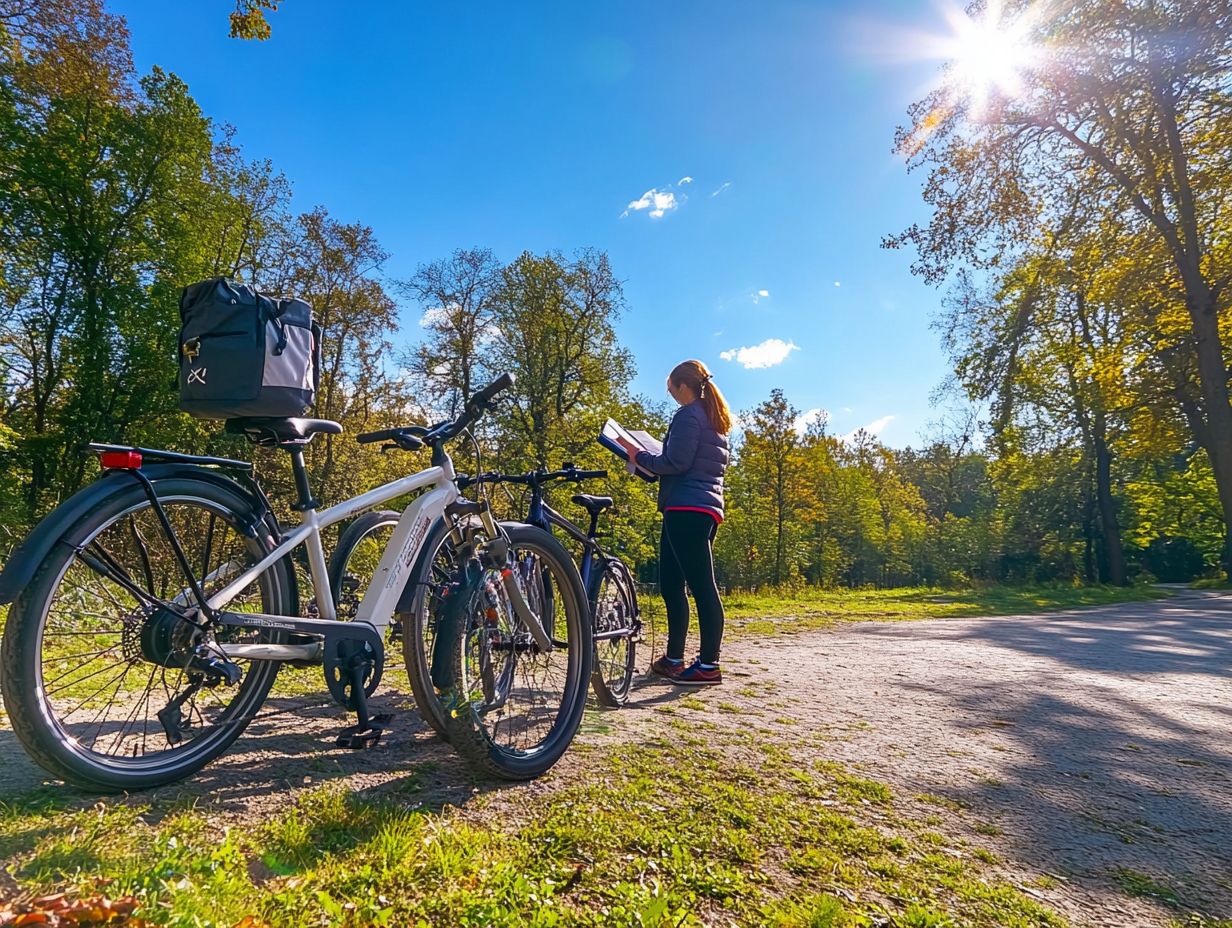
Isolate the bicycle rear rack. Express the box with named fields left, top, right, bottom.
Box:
left=84, top=442, right=253, bottom=472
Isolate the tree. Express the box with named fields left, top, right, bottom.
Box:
left=943, top=224, right=1136, bottom=583
left=738, top=390, right=804, bottom=586
left=890, top=0, right=1232, bottom=572
left=229, top=0, right=279, bottom=40
left=276, top=207, right=411, bottom=507
left=402, top=248, right=502, bottom=417
left=488, top=249, right=634, bottom=469
left=0, top=1, right=226, bottom=516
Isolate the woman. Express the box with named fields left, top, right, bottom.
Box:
left=617, top=360, right=731, bottom=686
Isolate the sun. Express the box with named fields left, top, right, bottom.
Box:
left=936, top=1, right=1041, bottom=112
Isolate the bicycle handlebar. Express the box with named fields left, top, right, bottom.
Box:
left=355, top=427, right=423, bottom=448
left=458, top=464, right=609, bottom=490
left=355, top=374, right=516, bottom=450
left=472, top=372, right=515, bottom=406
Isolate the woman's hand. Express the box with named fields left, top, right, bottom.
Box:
left=616, top=436, right=640, bottom=460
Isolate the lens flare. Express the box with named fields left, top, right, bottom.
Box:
left=938, top=0, right=1041, bottom=112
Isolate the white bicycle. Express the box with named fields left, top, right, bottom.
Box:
left=0, top=374, right=593, bottom=790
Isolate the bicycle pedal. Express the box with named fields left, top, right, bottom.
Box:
left=336, top=725, right=383, bottom=749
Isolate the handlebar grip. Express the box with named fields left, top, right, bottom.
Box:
left=470, top=372, right=515, bottom=406
left=357, top=427, right=423, bottom=450
left=357, top=428, right=405, bottom=444
left=575, top=469, right=608, bottom=480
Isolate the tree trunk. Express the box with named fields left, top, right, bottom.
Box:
left=1186, top=293, right=1232, bottom=577
left=1092, top=421, right=1126, bottom=585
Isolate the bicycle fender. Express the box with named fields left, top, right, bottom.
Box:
left=0, top=464, right=270, bottom=606
left=430, top=558, right=483, bottom=690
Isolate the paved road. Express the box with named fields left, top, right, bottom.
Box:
left=721, top=590, right=1232, bottom=926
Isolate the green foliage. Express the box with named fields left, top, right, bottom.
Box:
left=2, top=0, right=1228, bottom=593
left=889, top=0, right=1232, bottom=575
left=229, top=0, right=279, bottom=40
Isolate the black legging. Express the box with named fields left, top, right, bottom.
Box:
left=659, top=510, right=725, bottom=664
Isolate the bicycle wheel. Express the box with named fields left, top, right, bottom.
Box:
left=437, top=523, right=591, bottom=780
left=589, top=557, right=639, bottom=707
left=0, top=475, right=294, bottom=791
left=328, top=510, right=400, bottom=632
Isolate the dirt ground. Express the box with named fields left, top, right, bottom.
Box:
left=3, top=589, right=1230, bottom=926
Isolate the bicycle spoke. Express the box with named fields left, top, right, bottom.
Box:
left=106, top=661, right=159, bottom=757
left=44, top=657, right=135, bottom=699
left=40, top=645, right=123, bottom=680
left=81, top=544, right=165, bottom=610
left=56, top=663, right=136, bottom=721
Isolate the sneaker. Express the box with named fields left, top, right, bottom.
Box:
left=650, top=655, right=684, bottom=679
left=674, top=660, right=722, bottom=686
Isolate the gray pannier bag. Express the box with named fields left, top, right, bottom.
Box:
left=177, top=277, right=322, bottom=419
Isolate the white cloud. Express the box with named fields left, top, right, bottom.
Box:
left=419, top=305, right=453, bottom=328
left=678, top=175, right=694, bottom=185
left=841, top=415, right=895, bottom=443
left=623, top=187, right=678, bottom=219
left=719, top=338, right=799, bottom=369
left=794, top=407, right=828, bottom=436
left=710, top=181, right=732, bottom=197
left=752, top=288, right=770, bottom=304
left=833, top=281, right=841, bottom=287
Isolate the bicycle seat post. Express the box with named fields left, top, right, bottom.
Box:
left=287, top=446, right=318, bottom=511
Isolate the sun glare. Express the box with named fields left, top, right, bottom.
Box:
left=936, top=1, right=1040, bottom=112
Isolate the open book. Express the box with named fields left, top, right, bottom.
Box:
left=599, top=418, right=662, bottom=482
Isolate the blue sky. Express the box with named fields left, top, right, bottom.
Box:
left=113, top=0, right=957, bottom=447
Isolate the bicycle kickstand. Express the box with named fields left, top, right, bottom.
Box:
left=335, top=654, right=391, bottom=750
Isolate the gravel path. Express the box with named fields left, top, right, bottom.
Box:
left=711, top=589, right=1232, bottom=927
left=3, top=590, right=1230, bottom=926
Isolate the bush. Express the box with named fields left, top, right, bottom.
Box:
left=1140, top=536, right=1205, bottom=583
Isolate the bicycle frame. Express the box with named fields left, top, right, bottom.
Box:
left=528, top=496, right=639, bottom=646
left=205, top=462, right=469, bottom=663
left=530, top=498, right=603, bottom=591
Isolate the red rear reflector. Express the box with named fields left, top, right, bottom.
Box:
left=100, top=451, right=142, bottom=469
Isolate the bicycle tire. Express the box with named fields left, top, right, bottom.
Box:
left=589, top=556, right=639, bottom=707
left=437, top=522, right=591, bottom=780
left=0, top=476, right=294, bottom=791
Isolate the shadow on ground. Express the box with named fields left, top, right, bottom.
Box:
left=864, top=592, right=1232, bottom=917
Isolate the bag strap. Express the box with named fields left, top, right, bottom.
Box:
left=255, top=287, right=289, bottom=355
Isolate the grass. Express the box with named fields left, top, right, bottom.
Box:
left=1111, top=866, right=1182, bottom=906
left=1189, top=578, right=1232, bottom=590
left=0, top=737, right=1065, bottom=928
left=681, top=584, right=1174, bottom=640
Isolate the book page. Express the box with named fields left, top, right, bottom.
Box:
left=599, top=419, right=660, bottom=479
left=628, top=429, right=662, bottom=456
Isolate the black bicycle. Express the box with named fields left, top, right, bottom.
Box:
left=481, top=464, right=641, bottom=708
left=360, top=463, right=640, bottom=737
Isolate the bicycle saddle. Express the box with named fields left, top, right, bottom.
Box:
left=572, top=494, right=613, bottom=516
left=225, top=417, right=343, bottom=445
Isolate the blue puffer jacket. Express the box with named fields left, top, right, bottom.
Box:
left=635, top=400, right=729, bottom=519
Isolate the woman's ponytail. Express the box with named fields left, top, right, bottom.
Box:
left=671, top=360, right=732, bottom=434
